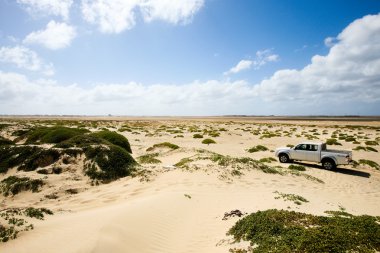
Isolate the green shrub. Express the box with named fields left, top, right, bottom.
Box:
left=137, top=153, right=161, bottom=164
left=202, top=138, right=216, bottom=145
left=353, top=146, right=378, bottom=152
left=345, top=136, right=356, bottom=142
left=274, top=191, right=309, bottom=205
left=91, top=130, right=132, bottom=153
left=286, top=144, right=294, bottom=148
left=54, top=134, right=107, bottom=148
left=365, top=140, right=379, bottom=146
left=84, top=145, right=137, bottom=182
left=147, top=142, right=179, bottom=151
left=288, top=164, right=306, bottom=171
left=326, top=138, right=342, bottom=145
left=174, top=157, right=193, bottom=168
left=366, top=146, right=378, bottom=152
left=353, top=146, right=366, bottom=151
left=25, top=126, right=89, bottom=144
left=193, top=134, right=203, bottom=139
left=0, top=224, right=18, bottom=242
left=19, top=149, right=60, bottom=171
left=24, top=208, right=53, bottom=220
left=358, top=159, right=380, bottom=170
left=0, top=136, right=13, bottom=146
left=0, top=176, right=44, bottom=196
left=248, top=145, right=268, bottom=153
left=259, top=157, right=276, bottom=163
left=0, top=146, right=44, bottom=173
left=227, top=209, right=380, bottom=253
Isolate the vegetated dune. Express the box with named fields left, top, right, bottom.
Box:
left=0, top=117, right=380, bottom=253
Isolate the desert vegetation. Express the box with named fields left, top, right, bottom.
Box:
left=228, top=209, right=380, bottom=253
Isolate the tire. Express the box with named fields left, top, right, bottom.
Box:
left=279, top=154, right=289, bottom=163
left=322, top=159, right=336, bottom=170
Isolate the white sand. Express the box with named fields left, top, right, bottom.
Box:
left=1, top=118, right=380, bottom=253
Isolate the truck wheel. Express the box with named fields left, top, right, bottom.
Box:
left=279, top=154, right=289, bottom=163
left=322, top=159, right=336, bottom=170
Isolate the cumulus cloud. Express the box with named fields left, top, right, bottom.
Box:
left=324, top=37, right=337, bottom=47
left=224, top=60, right=253, bottom=75
left=225, top=49, right=279, bottom=75
left=0, top=71, right=258, bottom=115
left=81, top=0, right=204, bottom=34
left=1, top=14, right=380, bottom=115
left=140, top=0, right=204, bottom=24
left=253, top=13, right=380, bottom=104
left=0, top=46, right=54, bottom=76
left=16, top=0, right=73, bottom=20
left=23, top=20, right=76, bottom=50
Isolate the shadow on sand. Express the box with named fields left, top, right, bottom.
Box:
left=292, top=161, right=371, bottom=178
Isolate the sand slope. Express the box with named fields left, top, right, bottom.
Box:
left=1, top=118, right=380, bottom=253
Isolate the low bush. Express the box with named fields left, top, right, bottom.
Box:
left=288, top=164, right=306, bottom=171
left=353, top=146, right=378, bottom=152
left=259, top=157, right=276, bottom=163
left=91, top=130, right=132, bottom=153
left=147, top=142, right=180, bottom=151
left=0, top=136, right=13, bottom=146
left=0, top=176, right=44, bottom=196
left=54, top=134, right=107, bottom=148
left=84, top=145, right=137, bottom=182
left=24, top=207, right=53, bottom=220
left=274, top=191, right=309, bottom=205
left=358, top=159, right=380, bottom=170
left=25, top=126, right=89, bottom=144
left=365, top=140, right=379, bottom=146
left=227, top=209, right=380, bottom=253
left=193, top=134, right=203, bottom=139
left=248, top=145, right=268, bottom=153
left=19, top=149, right=60, bottom=171
left=202, top=138, right=216, bottom=145
left=0, top=146, right=41, bottom=173
left=326, top=138, right=342, bottom=145
left=345, top=136, right=356, bottom=142
left=137, top=153, right=161, bottom=164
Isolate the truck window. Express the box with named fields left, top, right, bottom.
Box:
left=321, top=143, right=326, bottom=150
left=310, top=145, right=318, bottom=151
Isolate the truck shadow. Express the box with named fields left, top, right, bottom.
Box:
left=292, top=162, right=371, bottom=178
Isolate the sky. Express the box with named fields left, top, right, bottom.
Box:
left=0, top=0, right=380, bottom=116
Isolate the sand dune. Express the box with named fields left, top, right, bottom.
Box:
left=1, top=118, right=380, bottom=252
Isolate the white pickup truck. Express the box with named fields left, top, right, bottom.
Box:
left=275, top=142, right=352, bottom=170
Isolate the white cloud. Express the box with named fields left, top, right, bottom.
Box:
left=16, top=0, right=73, bottom=20
left=2, top=14, right=380, bottom=115
left=225, top=49, right=279, bottom=75
left=23, top=20, right=76, bottom=50
left=0, top=46, right=54, bottom=76
left=81, top=0, right=140, bottom=34
left=324, top=37, right=336, bottom=47
left=224, top=60, right=253, bottom=75
left=253, top=13, right=380, bottom=104
left=0, top=71, right=259, bottom=115
left=140, top=0, right=204, bottom=24
left=81, top=0, right=204, bottom=34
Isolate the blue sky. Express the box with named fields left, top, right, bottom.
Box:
left=1, top=0, right=380, bottom=115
